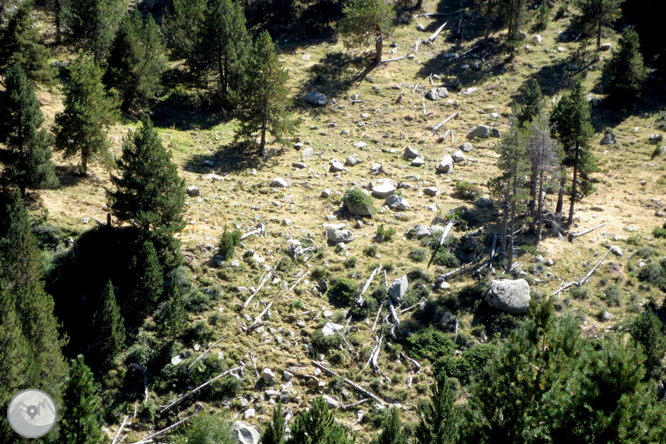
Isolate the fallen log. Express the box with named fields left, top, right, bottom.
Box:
left=415, top=12, right=457, bottom=17
left=568, top=223, right=607, bottom=242
left=312, top=361, right=389, bottom=406
left=431, top=112, right=459, bottom=133
left=279, top=272, right=307, bottom=300
left=400, top=297, right=427, bottom=314
left=188, top=337, right=225, bottom=369
left=132, top=406, right=201, bottom=444
left=241, top=222, right=265, bottom=240
left=425, top=21, right=448, bottom=44
left=370, top=332, right=384, bottom=374
left=248, top=301, right=272, bottom=331
left=414, top=40, right=421, bottom=54
left=340, top=399, right=370, bottom=410
left=242, top=270, right=273, bottom=309
left=112, top=416, right=129, bottom=444
left=371, top=300, right=385, bottom=332
left=388, top=297, right=400, bottom=325
left=399, top=352, right=422, bottom=373
left=460, top=44, right=479, bottom=57
left=551, top=247, right=614, bottom=295
left=380, top=56, right=405, bottom=63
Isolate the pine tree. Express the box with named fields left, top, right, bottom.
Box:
left=374, top=407, right=406, bottom=444
left=631, top=309, right=666, bottom=379
left=574, top=0, right=623, bottom=50
left=235, top=31, right=298, bottom=158
left=601, top=27, right=647, bottom=106
left=106, top=8, right=166, bottom=112
left=107, top=117, right=186, bottom=260
left=475, top=0, right=502, bottom=39
left=61, top=0, right=125, bottom=63
left=501, top=0, right=527, bottom=40
left=125, top=240, right=164, bottom=325
left=60, top=355, right=109, bottom=444
left=162, top=0, right=207, bottom=60
left=415, top=375, right=458, bottom=444
left=15, top=127, right=60, bottom=191
left=337, top=0, right=395, bottom=64
left=0, top=63, right=43, bottom=156
left=55, top=53, right=119, bottom=175
left=261, top=402, right=286, bottom=444
left=516, top=80, right=545, bottom=129
left=550, top=81, right=596, bottom=226
left=286, top=396, right=355, bottom=444
left=93, top=280, right=125, bottom=370
left=189, top=0, right=250, bottom=104
left=0, top=1, right=54, bottom=84
left=158, top=282, right=187, bottom=338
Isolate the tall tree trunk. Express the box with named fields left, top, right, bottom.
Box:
left=597, top=18, right=602, bottom=50
left=218, top=52, right=227, bottom=97
left=55, top=0, right=62, bottom=43
left=375, top=28, right=383, bottom=65
left=415, top=0, right=423, bottom=10
left=500, top=187, right=509, bottom=260
left=260, top=109, right=267, bottom=158
left=528, top=164, right=538, bottom=231
left=556, top=167, right=566, bottom=214
left=508, top=201, right=516, bottom=273
left=535, top=170, right=544, bottom=247
left=81, top=152, right=88, bottom=175
left=568, top=145, right=579, bottom=226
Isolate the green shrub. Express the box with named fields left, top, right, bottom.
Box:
left=311, top=267, right=331, bottom=281
left=454, top=181, right=482, bottom=200
left=182, top=412, right=236, bottom=444
left=603, top=284, right=622, bottom=307
left=184, top=290, right=212, bottom=313
left=207, top=311, right=224, bottom=326
left=344, top=256, right=358, bottom=268
left=217, top=226, right=242, bottom=261
left=653, top=222, right=666, bottom=239
left=433, top=249, right=461, bottom=268
left=343, top=188, right=376, bottom=215
left=376, top=224, right=396, bottom=242
left=364, top=244, right=378, bottom=257
left=406, top=326, right=455, bottom=361
left=276, top=255, right=292, bottom=272
left=409, top=247, right=428, bottom=262
left=626, top=234, right=643, bottom=246
left=328, top=278, right=359, bottom=305
left=638, top=263, right=666, bottom=289
left=571, top=286, right=589, bottom=300
left=311, top=329, right=345, bottom=351
left=207, top=375, right=242, bottom=398
left=535, top=1, right=550, bottom=30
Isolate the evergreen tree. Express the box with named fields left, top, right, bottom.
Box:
left=501, top=0, right=527, bottom=40
left=162, top=0, right=207, bottom=60
left=60, top=355, right=109, bottom=444
left=105, top=8, right=166, bottom=112
left=261, top=402, right=286, bottom=444
left=61, top=0, right=125, bottom=62
left=574, top=0, right=623, bottom=50
left=337, top=0, right=395, bottom=64
left=601, top=27, right=647, bottom=106
left=55, top=53, right=119, bottom=175
left=516, top=80, right=545, bottom=129
left=158, top=282, right=187, bottom=338
left=374, top=407, right=406, bottom=444
left=125, top=240, right=164, bottom=325
left=475, top=0, right=502, bottom=39
left=189, top=0, right=250, bottom=104
left=0, top=1, right=54, bottom=84
left=286, top=396, right=355, bottom=444
left=550, top=81, right=596, bottom=226
left=107, top=117, right=186, bottom=263
left=631, top=309, right=666, bottom=379
left=235, top=31, right=298, bottom=158
left=14, top=127, right=60, bottom=191
left=0, top=63, right=43, bottom=156
left=415, top=375, right=458, bottom=444
left=93, top=280, right=125, bottom=370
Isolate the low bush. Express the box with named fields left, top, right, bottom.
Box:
left=364, top=244, right=378, bottom=257
left=217, top=226, right=242, bottom=261
left=409, top=247, right=428, bottom=262
left=454, top=181, right=482, bottom=200
left=406, top=326, right=455, bottom=361
left=376, top=224, right=396, bottom=242
left=328, top=278, right=359, bottom=305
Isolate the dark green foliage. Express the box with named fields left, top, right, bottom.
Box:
left=60, top=355, right=109, bottom=444
left=534, top=1, right=550, bottom=30
left=406, top=327, right=455, bottom=361
left=343, top=188, right=376, bottom=215
left=364, top=244, right=378, bottom=257
left=105, top=9, right=166, bottom=112
left=93, top=280, right=125, bottom=370
left=373, top=407, right=406, bottom=444
left=574, top=0, right=623, bottom=49
left=638, top=262, right=666, bottom=290
left=158, top=282, right=188, bottom=338
left=162, top=0, right=207, bottom=59
left=432, top=249, right=460, bottom=268
left=376, top=224, right=396, bottom=242
left=61, top=0, right=125, bottom=62
left=653, top=222, right=666, bottom=239
left=55, top=53, right=119, bottom=174
left=182, top=412, right=235, bottom=444
left=262, top=402, right=286, bottom=444
left=409, top=247, right=428, bottom=263
left=235, top=31, right=298, bottom=157
left=125, top=241, right=163, bottom=325
left=601, top=27, right=647, bottom=106
left=328, top=278, right=359, bottom=305
left=435, top=344, right=497, bottom=385
left=0, top=2, right=54, bottom=84
left=502, top=0, right=528, bottom=40
left=15, top=128, right=59, bottom=190
left=107, top=117, right=186, bottom=265
left=217, top=226, right=242, bottom=261
left=454, top=180, right=482, bottom=200
left=311, top=267, right=331, bottom=281
left=515, top=80, right=545, bottom=128
left=190, top=0, right=250, bottom=104
left=286, top=396, right=355, bottom=444
left=310, top=329, right=345, bottom=352
left=337, top=0, right=395, bottom=64
left=631, top=309, right=666, bottom=379
left=415, top=374, right=459, bottom=444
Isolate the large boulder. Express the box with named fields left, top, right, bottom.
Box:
left=386, top=195, right=410, bottom=211
left=371, top=180, right=397, bottom=198
left=426, top=87, right=449, bottom=100
left=437, top=155, right=454, bottom=173
left=601, top=131, right=616, bottom=145
left=346, top=201, right=373, bottom=217
left=330, top=159, right=345, bottom=172
left=403, top=146, right=419, bottom=159
left=460, top=142, right=473, bottom=152
left=485, top=279, right=531, bottom=314
left=271, top=178, right=290, bottom=188
left=322, top=322, right=344, bottom=337
left=326, top=229, right=354, bottom=243
left=467, top=125, right=491, bottom=139
left=233, top=422, right=261, bottom=444
left=304, top=91, right=328, bottom=107
left=452, top=150, right=465, bottom=163
left=389, top=275, right=408, bottom=304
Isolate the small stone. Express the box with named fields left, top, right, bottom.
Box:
left=187, top=186, right=200, bottom=197
left=403, top=146, right=419, bottom=159
left=262, top=368, right=276, bottom=385
left=293, top=162, right=307, bottom=169
left=244, top=409, right=255, bottom=420
left=271, top=178, right=290, bottom=188
left=610, top=246, right=622, bottom=257
left=330, top=160, right=345, bottom=172
left=424, top=187, right=439, bottom=196
left=460, top=142, right=473, bottom=152
left=321, top=189, right=331, bottom=198
left=417, top=23, right=426, bottom=31
left=294, top=142, right=304, bottom=150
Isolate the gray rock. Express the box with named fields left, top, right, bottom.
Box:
left=417, top=23, right=426, bottom=31
left=322, top=395, right=339, bottom=408
left=600, top=310, right=614, bottom=321
left=460, top=142, right=473, bottom=152
left=186, top=186, right=200, bottom=197
left=302, top=147, right=314, bottom=159
left=452, top=150, right=465, bottom=163
left=354, top=141, right=367, bottom=149
left=610, top=246, right=623, bottom=257
left=485, top=279, right=531, bottom=314
left=467, top=125, right=491, bottom=139
left=533, top=34, right=542, bottom=44
left=411, top=157, right=425, bottom=167
left=283, top=371, right=294, bottom=381
left=403, top=146, right=419, bottom=159
left=389, top=275, right=408, bottom=304
left=293, top=162, right=307, bottom=169
left=294, top=142, right=304, bottom=150
left=346, top=198, right=374, bottom=217
left=437, top=154, right=454, bottom=173
left=490, top=128, right=501, bottom=138
left=650, top=134, right=663, bottom=143
left=386, top=195, right=410, bottom=211
left=326, top=229, right=354, bottom=243
left=424, top=187, right=439, bottom=197
left=346, top=155, right=361, bottom=166
left=517, top=31, right=528, bottom=40
left=414, top=224, right=430, bottom=239
left=305, top=91, right=328, bottom=107
left=322, top=322, right=344, bottom=337
left=279, top=389, right=291, bottom=403
left=426, top=87, right=449, bottom=100
left=371, top=181, right=397, bottom=198
left=233, top=422, right=261, bottom=444
left=330, top=160, right=345, bottom=172
left=231, top=259, right=241, bottom=268
left=599, top=43, right=612, bottom=51
left=321, top=189, right=331, bottom=198
left=271, top=178, right=290, bottom=188
left=475, top=197, right=493, bottom=208
left=601, top=132, right=616, bottom=145
left=262, top=368, right=276, bottom=385
left=244, top=408, right=256, bottom=420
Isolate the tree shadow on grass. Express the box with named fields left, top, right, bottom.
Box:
left=183, top=142, right=267, bottom=175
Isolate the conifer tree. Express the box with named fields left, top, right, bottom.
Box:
left=61, top=0, right=125, bottom=62
left=60, top=355, right=109, bottom=444
left=55, top=53, right=119, bottom=175
left=550, top=81, right=596, bottom=226
left=337, top=0, right=395, bottom=64
left=107, top=117, right=186, bottom=264
left=162, top=0, right=207, bottom=60
left=125, top=240, right=164, bottom=325
left=601, top=27, right=647, bottom=106
left=475, top=0, right=502, bottom=39
left=286, top=396, right=355, bottom=444
left=0, top=1, right=54, bottom=84
left=501, top=0, right=527, bottom=40
left=574, top=0, right=623, bottom=50
left=106, top=8, right=166, bottom=112
left=158, top=282, right=187, bottom=338
left=93, top=280, right=125, bottom=370
left=261, top=402, right=286, bottom=444
left=515, top=80, right=545, bottom=129
left=631, top=309, right=666, bottom=379
left=0, top=63, right=43, bottom=156
left=15, top=127, right=60, bottom=191
left=415, top=375, right=458, bottom=444
left=190, top=0, right=250, bottom=104
left=374, top=407, right=406, bottom=444
left=235, top=31, right=298, bottom=158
